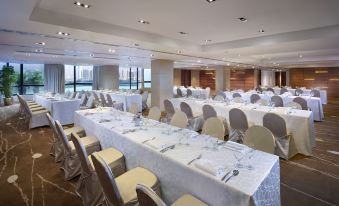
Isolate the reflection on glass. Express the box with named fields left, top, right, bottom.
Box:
left=23, top=64, right=44, bottom=94
left=75, top=65, right=93, bottom=92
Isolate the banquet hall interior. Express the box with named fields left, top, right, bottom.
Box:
left=0, top=0, right=339, bottom=206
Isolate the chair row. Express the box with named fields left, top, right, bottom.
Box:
left=17, top=95, right=49, bottom=128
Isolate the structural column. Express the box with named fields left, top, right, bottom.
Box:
left=98, top=65, right=119, bottom=90
left=253, top=69, right=259, bottom=88
left=215, top=66, right=225, bottom=92
left=151, top=59, right=174, bottom=110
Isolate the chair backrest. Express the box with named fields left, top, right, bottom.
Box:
left=295, top=88, right=303, bottom=96
left=106, top=94, right=114, bottom=107
left=266, top=88, right=275, bottom=94
left=86, top=95, right=95, bottom=108
left=129, top=102, right=139, bottom=114
left=250, top=94, right=261, bottom=104
left=46, top=113, right=58, bottom=137
left=74, top=92, right=80, bottom=99
left=310, top=89, right=320, bottom=97
left=186, top=89, right=193, bottom=97
left=244, top=126, right=275, bottom=154
left=271, top=95, right=283, bottom=107
left=202, top=104, right=217, bottom=120
left=54, top=120, right=72, bottom=154
left=293, top=97, right=308, bottom=110
left=217, top=91, right=226, bottom=99
left=263, top=113, right=287, bottom=138
left=285, top=101, right=302, bottom=110
left=163, top=99, right=175, bottom=116
left=70, top=132, right=92, bottom=174
left=148, top=107, right=161, bottom=121
left=142, top=91, right=149, bottom=103
left=233, top=97, right=244, bottom=103
left=170, top=111, right=188, bottom=128
left=92, top=92, right=100, bottom=101
left=90, top=152, right=124, bottom=206
left=100, top=93, right=107, bottom=106
left=80, top=93, right=87, bottom=106
left=213, top=95, right=224, bottom=101
left=229, top=108, right=248, bottom=130
left=232, top=93, right=242, bottom=98
left=202, top=117, right=225, bottom=140
left=255, top=87, right=263, bottom=94
left=177, top=88, right=183, bottom=97
left=280, top=87, right=288, bottom=95
left=136, top=184, right=167, bottom=206
left=180, top=102, right=193, bottom=119
left=256, top=99, right=268, bottom=106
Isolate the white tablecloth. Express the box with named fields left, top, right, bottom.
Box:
left=95, top=90, right=142, bottom=112
left=272, top=88, right=327, bottom=104
left=74, top=108, right=280, bottom=206
left=174, top=87, right=210, bottom=99
left=224, top=92, right=324, bottom=121
left=34, top=94, right=81, bottom=125
left=171, top=98, right=315, bottom=157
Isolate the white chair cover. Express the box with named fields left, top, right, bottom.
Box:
left=148, top=107, right=161, bottom=121
left=100, top=93, right=108, bottom=107
left=244, top=126, right=275, bottom=154
left=280, top=87, right=288, bottom=95
left=256, top=99, right=268, bottom=106
left=285, top=102, right=302, bottom=110
left=180, top=102, right=203, bottom=131
left=293, top=97, right=308, bottom=110
left=80, top=93, right=88, bottom=106
left=170, top=111, right=188, bottom=129
left=202, top=117, right=225, bottom=140
left=271, top=96, right=284, bottom=107
left=228, top=108, right=248, bottom=143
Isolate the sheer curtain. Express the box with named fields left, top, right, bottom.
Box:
left=92, top=66, right=100, bottom=90
left=44, top=64, right=65, bottom=93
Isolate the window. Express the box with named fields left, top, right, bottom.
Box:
left=10, top=63, right=21, bottom=95
left=22, top=64, right=44, bottom=94
left=119, top=67, right=147, bottom=89
left=143, top=68, right=151, bottom=88
left=64, top=65, right=93, bottom=92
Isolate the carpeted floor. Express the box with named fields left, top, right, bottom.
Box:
left=0, top=103, right=338, bottom=206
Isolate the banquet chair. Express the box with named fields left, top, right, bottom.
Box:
left=164, top=99, right=175, bottom=121
left=80, top=95, right=95, bottom=110
left=148, top=107, right=161, bottom=121
left=293, top=97, right=308, bottom=110
left=180, top=102, right=203, bottom=131
left=202, top=117, right=225, bottom=140
left=255, top=87, right=263, bottom=94
left=295, top=88, right=303, bottom=96
left=310, top=89, right=320, bottom=98
left=100, top=93, right=108, bottom=107
left=280, top=87, right=289, bottom=95
left=205, top=87, right=211, bottom=98
left=71, top=92, right=77, bottom=99
left=232, top=93, right=242, bottom=98
left=215, top=91, right=225, bottom=99
left=255, top=99, right=268, bottom=106
left=106, top=94, right=115, bottom=107
left=20, top=97, right=49, bottom=129
left=233, top=97, right=244, bottom=103
left=90, top=152, right=160, bottom=206
left=46, top=113, right=86, bottom=162
left=186, top=89, right=193, bottom=97
left=228, top=108, right=248, bottom=143
left=266, top=88, right=275, bottom=94
left=55, top=120, right=101, bottom=180
left=129, top=102, right=139, bottom=114
left=263, top=113, right=291, bottom=159
left=74, top=92, right=81, bottom=99
left=71, top=133, right=126, bottom=206
left=244, top=126, right=275, bottom=154
left=136, top=184, right=207, bottom=206
left=92, top=92, right=101, bottom=105
left=271, top=96, right=284, bottom=107
left=170, top=111, right=188, bottom=129
left=142, top=91, right=149, bottom=111
left=213, top=95, right=225, bottom=101
left=80, top=93, right=88, bottom=106
left=285, top=102, right=302, bottom=110
left=202, top=104, right=217, bottom=121
left=177, top=88, right=184, bottom=97
left=250, top=94, right=261, bottom=104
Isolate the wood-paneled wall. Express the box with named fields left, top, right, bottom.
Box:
left=290, top=67, right=339, bottom=100
left=199, top=70, right=215, bottom=90
left=230, top=69, right=254, bottom=90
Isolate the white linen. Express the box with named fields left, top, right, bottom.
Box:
left=74, top=108, right=280, bottom=206
left=171, top=98, right=315, bottom=157
left=273, top=88, right=327, bottom=104
left=95, top=90, right=142, bottom=112
left=174, top=86, right=210, bottom=99
left=34, top=94, right=81, bottom=125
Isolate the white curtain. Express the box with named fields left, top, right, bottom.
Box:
left=92, top=66, right=100, bottom=90
left=44, top=64, right=65, bottom=93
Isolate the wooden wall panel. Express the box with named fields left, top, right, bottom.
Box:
left=290, top=67, right=339, bottom=100
left=230, top=69, right=254, bottom=90
left=199, top=70, right=215, bottom=90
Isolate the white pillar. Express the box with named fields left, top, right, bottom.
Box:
left=98, top=65, right=119, bottom=90
left=191, top=70, right=200, bottom=87
left=224, top=68, right=231, bottom=90
left=151, top=60, right=174, bottom=110
left=286, top=70, right=290, bottom=86
left=261, top=70, right=275, bottom=87
left=215, top=66, right=225, bottom=92
left=254, top=69, right=259, bottom=88
left=173, top=69, right=181, bottom=86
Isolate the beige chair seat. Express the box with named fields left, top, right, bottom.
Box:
left=171, top=194, right=207, bottom=206
left=29, top=104, right=42, bottom=108
left=32, top=109, right=49, bottom=115
left=192, top=111, right=202, bottom=118
left=30, top=106, right=46, bottom=112
left=89, top=148, right=125, bottom=176
left=79, top=106, right=90, bottom=110
left=69, top=136, right=101, bottom=155
left=64, top=126, right=85, bottom=139
left=116, top=167, right=159, bottom=205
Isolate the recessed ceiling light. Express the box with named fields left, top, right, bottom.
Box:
left=238, top=17, right=248, bottom=22
left=205, top=39, right=212, bottom=43
left=35, top=42, right=46, bottom=46
left=90, top=54, right=94, bottom=57
left=237, top=64, right=240, bottom=67
left=197, top=60, right=201, bottom=63
left=34, top=49, right=43, bottom=53
left=299, top=53, right=303, bottom=58
left=206, top=0, right=216, bottom=3
left=177, top=50, right=182, bottom=54
left=178, top=32, right=187, bottom=35
left=134, top=43, right=140, bottom=47
left=150, top=54, right=154, bottom=57
left=108, top=49, right=116, bottom=53
left=252, top=66, right=255, bottom=69
left=258, top=29, right=265, bottom=33
left=227, top=63, right=230, bottom=66
left=57, top=31, right=70, bottom=36
left=74, top=1, right=91, bottom=8
left=138, top=19, right=150, bottom=24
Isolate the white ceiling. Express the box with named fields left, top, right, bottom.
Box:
left=1, top=0, right=339, bottom=69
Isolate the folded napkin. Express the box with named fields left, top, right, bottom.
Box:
left=194, top=159, right=230, bottom=179
left=98, top=119, right=111, bottom=123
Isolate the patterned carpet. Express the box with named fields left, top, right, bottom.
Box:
left=0, top=104, right=338, bottom=206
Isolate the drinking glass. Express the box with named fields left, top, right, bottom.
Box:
left=233, top=151, right=244, bottom=168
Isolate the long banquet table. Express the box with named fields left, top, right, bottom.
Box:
left=272, top=88, right=327, bottom=104
left=94, top=90, right=142, bottom=112
left=224, top=92, right=324, bottom=121
left=33, top=94, right=81, bottom=125
left=174, top=86, right=210, bottom=99
left=74, top=108, right=280, bottom=206
left=171, top=98, right=315, bottom=157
